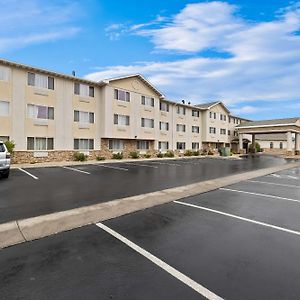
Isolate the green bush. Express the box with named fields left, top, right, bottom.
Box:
left=157, top=152, right=164, bottom=158
left=129, top=151, right=140, bottom=159
left=249, top=142, right=261, bottom=153
left=184, top=150, right=193, bottom=156
left=193, top=150, right=200, bottom=156
left=143, top=154, right=151, bottom=158
left=201, top=149, right=207, bottom=155
left=96, top=156, right=106, bottom=161
left=112, top=152, right=123, bottom=159
left=74, top=152, right=87, bottom=161
left=4, top=140, right=15, bottom=154
left=164, top=150, right=174, bottom=158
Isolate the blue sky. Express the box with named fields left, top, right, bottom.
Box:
left=1, top=0, right=300, bottom=120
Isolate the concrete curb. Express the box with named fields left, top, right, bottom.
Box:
left=1, top=161, right=300, bottom=249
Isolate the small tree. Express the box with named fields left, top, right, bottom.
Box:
left=249, top=142, right=261, bottom=153
left=4, top=140, right=15, bottom=154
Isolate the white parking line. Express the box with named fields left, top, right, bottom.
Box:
left=148, top=161, right=181, bottom=167
left=269, top=174, right=282, bottom=178
left=174, top=201, right=300, bottom=236
left=96, top=222, right=224, bottom=300
left=247, top=180, right=300, bottom=189
left=97, top=164, right=129, bottom=171
left=62, top=166, right=90, bottom=175
left=286, top=175, right=299, bottom=180
left=220, top=188, right=300, bottom=204
left=122, top=162, right=158, bottom=168
left=18, top=168, right=38, bottom=180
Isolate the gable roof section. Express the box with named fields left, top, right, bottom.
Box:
left=255, top=133, right=288, bottom=141
left=100, top=74, right=165, bottom=98
left=195, top=101, right=230, bottom=113
left=236, top=117, right=300, bottom=128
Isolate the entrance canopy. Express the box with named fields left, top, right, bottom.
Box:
left=236, top=117, right=300, bottom=154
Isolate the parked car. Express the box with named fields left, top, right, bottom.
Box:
left=0, top=141, right=10, bottom=178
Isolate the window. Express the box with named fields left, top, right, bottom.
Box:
left=176, top=142, right=186, bottom=150
left=228, top=130, right=231, bottom=135
left=177, top=106, right=186, bottom=115
left=27, top=104, right=54, bottom=120
left=176, top=124, right=186, bottom=132
left=280, top=142, right=283, bottom=149
left=158, top=141, right=169, bottom=150
left=74, top=83, right=94, bottom=97
left=220, top=128, right=226, bottom=135
left=114, top=114, right=130, bottom=126
left=210, top=112, right=212, bottom=118
left=192, top=126, right=200, bottom=133
left=114, top=89, right=130, bottom=102
left=192, top=110, right=200, bottom=117
left=137, top=141, right=150, bottom=150
left=159, top=121, right=169, bottom=131
left=0, top=66, right=10, bottom=81
left=141, top=96, right=154, bottom=107
left=0, top=136, right=9, bottom=142
left=220, top=114, right=227, bottom=121
left=209, top=127, right=216, bottom=134
left=270, top=142, right=274, bottom=149
left=74, top=110, right=94, bottom=124
left=27, top=137, right=54, bottom=150
left=0, top=143, right=6, bottom=152
left=214, top=112, right=217, bottom=119
left=109, top=139, right=124, bottom=150
left=160, top=102, right=169, bottom=112
left=27, top=73, right=54, bottom=90
left=141, top=118, right=154, bottom=128
left=192, top=142, right=200, bottom=150
left=74, top=139, right=94, bottom=150
left=0, top=101, right=9, bottom=116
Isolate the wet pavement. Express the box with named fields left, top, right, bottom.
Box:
left=1, top=166, right=299, bottom=300
left=0, top=155, right=290, bottom=223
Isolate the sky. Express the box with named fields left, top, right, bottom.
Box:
left=1, top=0, right=300, bottom=120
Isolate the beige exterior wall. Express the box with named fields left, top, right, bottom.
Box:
left=1, top=59, right=262, bottom=162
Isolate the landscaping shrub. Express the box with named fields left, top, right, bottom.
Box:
left=208, top=149, right=214, bottom=155
left=164, top=150, right=174, bottom=158
left=112, top=152, right=123, bottom=159
left=193, top=150, right=200, bottom=156
left=96, top=156, right=106, bottom=161
left=74, top=152, right=87, bottom=161
left=143, top=154, right=151, bottom=158
left=201, top=149, right=207, bottom=155
left=157, top=152, right=164, bottom=158
left=184, top=150, right=193, bottom=156
left=129, top=151, right=140, bottom=159
left=4, top=140, right=15, bottom=154
left=249, top=142, right=261, bottom=153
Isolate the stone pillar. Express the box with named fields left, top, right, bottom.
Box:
left=287, top=131, right=293, bottom=155
left=239, top=133, right=243, bottom=153
left=251, top=134, right=256, bottom=153
left=295, top=133, right=300, bottom=155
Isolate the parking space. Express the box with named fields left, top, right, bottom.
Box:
left=0, top=155, right=290, bottom=224
left=1, top=166, right=299, bottom=299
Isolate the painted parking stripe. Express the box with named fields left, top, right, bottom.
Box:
left=174, top=201, right=300, bottom=236
left=62, top=166, right=90, bottom=175
left=97, top=164, right=129, bottom=171
left=18, top=168, right=38, bottom=180
left=247, top=180, right=300, bottom=189
left=96, top=222, right=223, bottom=300
left=148, top=161, right=181, bottom=166
left=220, top=188, right=300, bottom=204
left=286, top=175, right=299, bottom=180
left=269, top=174, right=282, bottom=178
left=122, top=162, right=158, bottom=168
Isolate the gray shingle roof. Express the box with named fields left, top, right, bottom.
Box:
left=195, top=101, right=220, bottom=109
left=236, top=117, right=300, bottom=128
left=255, top=133, right=287, bottom=141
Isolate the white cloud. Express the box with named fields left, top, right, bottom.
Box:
left=0, top=0, right=81, bottom=53
left=88, top=1, right=300, bottom=118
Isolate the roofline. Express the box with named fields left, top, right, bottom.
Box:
left=100, top=74, right=165, bottom=98
left=237, top=123, right=300, bottom=129
left=0, top=58, right=98, bottom=86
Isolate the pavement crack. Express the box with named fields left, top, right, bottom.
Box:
left=15, top=221, right=27, bottom=242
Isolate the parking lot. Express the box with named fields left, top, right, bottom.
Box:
left=1, top=165, right=299, bottom=299
left=0, top=155, right=290, bottom=224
